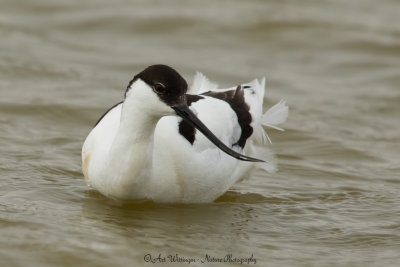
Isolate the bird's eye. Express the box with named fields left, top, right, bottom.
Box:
left=153, top=82, right=166, bottom=94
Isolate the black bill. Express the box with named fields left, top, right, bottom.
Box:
left=172, top=105, right=264, bottom=163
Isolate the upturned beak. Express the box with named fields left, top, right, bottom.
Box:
left=172, top=105, right=264, bottom=162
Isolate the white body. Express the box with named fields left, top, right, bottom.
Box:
left=82, top=73, right=288, bottom=203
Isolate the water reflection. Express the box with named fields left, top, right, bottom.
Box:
left=79, top=189, right=257, bottom=234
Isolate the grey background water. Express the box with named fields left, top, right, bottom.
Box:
left=1, top=0, right=399, bottom=266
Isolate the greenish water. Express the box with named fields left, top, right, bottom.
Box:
left=1, top=0, right=399, bottom=266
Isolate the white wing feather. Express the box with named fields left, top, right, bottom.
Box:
left=189, top=72, right=218, bottom=94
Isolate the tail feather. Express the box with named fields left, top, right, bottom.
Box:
left=260, top=100, right=289, bottom=144
left=253, top=146, right=277, bottom=173
left=247, top=77, right=288, bottom=145
left=261, top=100, right=289, bottom=129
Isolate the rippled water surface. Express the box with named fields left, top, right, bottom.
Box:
left=1, top=0, right=399, bottom=266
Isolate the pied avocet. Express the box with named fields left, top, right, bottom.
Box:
left=82, top=64, right=288, bottom=203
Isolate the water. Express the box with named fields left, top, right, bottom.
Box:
left=1, top=0, right=399, bottom=266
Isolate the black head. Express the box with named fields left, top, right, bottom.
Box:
left=125, top=64, right=188, bottom=106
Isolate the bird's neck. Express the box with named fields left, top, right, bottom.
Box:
left=118, top=99, right=158, bottom=143
left=105, top=99, right=158, bottom=198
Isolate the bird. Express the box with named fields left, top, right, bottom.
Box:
left=82, top=64, right=288, bottom=203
